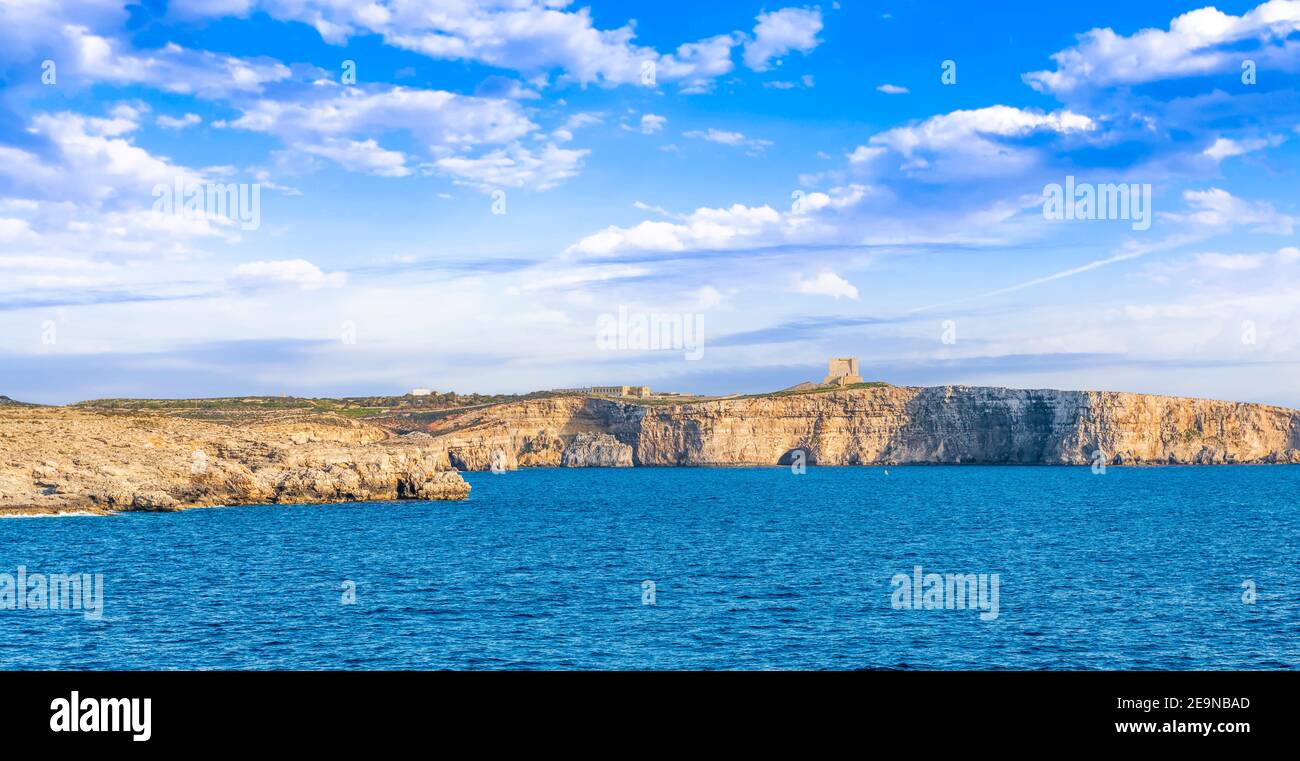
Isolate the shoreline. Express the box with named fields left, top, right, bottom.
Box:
left=7, top=461, right=1298, bottom=518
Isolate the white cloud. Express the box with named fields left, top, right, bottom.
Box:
left=796, top=270, right=858, bottom=300
left=156, top=113, right=202, bottom=130
left=173, top=0, right=742, bottom=90
left=847, top=145, right=886, bottom=164
left=635, top=113, right=667, bottom=134
left=298, top=137, right=411, bottom=177
left=230, top=259, right=346, bottom=290
left=852, top=105, right=1096, bottom=179
left=229, top=85, right=535, bottom=151
left=0, top=218, right=35, bottom=244
left=54, top=24, right=291, bottom=100
left=1024, top=1, right=1300, bottom=94
left=563, top=112, right=604, bottom=130
left=571, top=205, right=781, bottom=256
left=1194, top=252, right=1267, bottom=270
left=743, top=7, right=824, bottom=71
left=684, top=128, right=773, bottom=152
left=435, top=143, right=589, bottom=191
left=508, top=263, right=650, bottom=294
left=657, top=33, right=740, bottom=93
left=227, top=85, right=557, bottom=181
left=876, top=83, right=908, bottom=94
left=553, top=111, right=603, bottom=142
left=1202, top=136, right=1279, bottom=161
left=632, top=200, right=672, bottom=216
left=567, top=184, right=870, bottom=256
left=0, top=2, right=289, bottom=108
left=1162, top=188, right=1296, bottom=234
left=0, top=109, right=207, bottom=205
left=764, top=74, right=815, bottom=90
left=691, top=285, right=725, bottom=308
left=0, top=107, right=262, bottom=302
left=870, top=105, right=1095, bottom=156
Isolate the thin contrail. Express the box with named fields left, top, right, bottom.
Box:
left=908, top=234, right=1201, bottom=314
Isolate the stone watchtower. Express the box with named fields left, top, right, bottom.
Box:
left=822, top=357, right=864, bottom=386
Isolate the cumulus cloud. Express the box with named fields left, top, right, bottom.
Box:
left=170, top=0, right=743, bottom=91
left=230, top=259, right=346, bottom=290
left=229, top=85, right=535, bottom=150
left=846, top=145, right=887, bottom=164
left=567, top=184, right=870, bottom=256
left=850, top=105, right=1096, bottom=179
left=631, top=113, right=667, bottom=134
left=743, top=7, right=824, bottom=71
left=870, top=106, right=1095, bottom=156
left=1024, top=1, right=1300, bottom=94
left=0, top=108, right=207, bottom=205
left=157, top=113, right=202, bottom=129
left=1202, top=136, right=1281, bottom=161
left=0, top=2, right=290, bottom=104
left=552, top=111, right=604, bottom=142
left=28, top=24, right=292, bottom=100
left=0, top=102, right=264, bottom=306
left=796, top=270, right=859, bottom=299
left=1161, top=187, right=1296, bottom=234
left=435, top=143, right=589, bottom=191
left=297, top=137, right=411, bottom=177
left=656, top=33, right=740, bottom=93
left=226, top=84, right=565, bottom=182
left=691, top=285, right=726, bottom=308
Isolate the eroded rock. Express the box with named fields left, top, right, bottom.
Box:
left=561, top=432, right=633, bottom=467
left=0, top=409, right=470, bottom=515
left=417, top=386, right=1300, bottom=468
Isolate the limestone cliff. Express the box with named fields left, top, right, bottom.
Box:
left=0, top=408, right=469, bottom=515
left=561, top=432, right=634, bottom=467
left=407, top=386, right=1300, bottom=469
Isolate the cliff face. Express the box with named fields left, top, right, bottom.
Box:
left=5, top=385, right=1295, bottom=514
left=411, top=386, right=1300, bottom=469
left=420, top=397, right=643, bottom=471
left=0, top=408, right=469, bottom=515
left=561, top=433, right=634, bottom=467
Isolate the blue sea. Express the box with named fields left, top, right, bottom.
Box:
left=1, top=466, right=1296, bottom=670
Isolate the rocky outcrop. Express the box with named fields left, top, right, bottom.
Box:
left=0, top=408, right=469, bottom=515
left=408, top=396, right=640, bottom=471
left=409, top=386, right=1300, bottom=468
left=6, top=383, right=1294, bottom=513
left=561, top=432, right=633, bottom=467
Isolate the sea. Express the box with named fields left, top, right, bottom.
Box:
left=1, top=466, right=1296, bottom=670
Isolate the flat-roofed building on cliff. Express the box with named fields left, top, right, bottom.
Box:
left=589, top=385, right=651, bottom=398
left=822, top=357, right=864, bottom=386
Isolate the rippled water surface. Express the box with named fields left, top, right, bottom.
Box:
left=1, top=466, right=1297, bottom=669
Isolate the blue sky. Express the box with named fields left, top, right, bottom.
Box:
left=1, top=0, right=1299, bottom=405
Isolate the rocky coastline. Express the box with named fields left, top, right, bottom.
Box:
left=408, top=385, right=1300, bottom=470
left=0, top=408, right=469, bottom=516
left=4, top=384, right=1298, bottom=515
